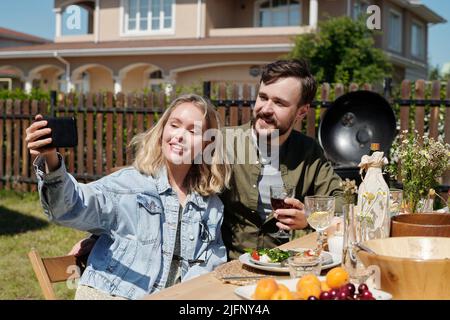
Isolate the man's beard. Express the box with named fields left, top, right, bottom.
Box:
left=253, top=113, right=292, bottom=137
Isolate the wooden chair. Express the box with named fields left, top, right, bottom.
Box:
left=28, top=249, right=87, bottom=300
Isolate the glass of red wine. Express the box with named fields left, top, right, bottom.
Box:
left=269, top=184, right=295, bottom=239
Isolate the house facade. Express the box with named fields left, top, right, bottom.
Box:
left=0, top=27, right=50, bottom=90
left=0, top=0, right=445, bottom=94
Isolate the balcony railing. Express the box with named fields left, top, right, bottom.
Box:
left=209, top=26, right=314, bottom=37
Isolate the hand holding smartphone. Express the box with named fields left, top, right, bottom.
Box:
left=40, top=116, right=78, bottom=148
left=26, top=114, right=77, bottom=172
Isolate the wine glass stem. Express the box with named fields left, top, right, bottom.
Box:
left=317, top=231, right=325, bottom=254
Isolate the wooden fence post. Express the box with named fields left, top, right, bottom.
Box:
left=229, top=84, right=238, bottom=127
left=30, top=100, right=39, bottom=192
left=115, top=92, right=124, bottom=168
left=66, top=93, right=75, bottom=173
left=320, top=83, right=330, bottom=120
left=400, top=80, right=411, bottom=133
left=13, top=99, right=21, bottom=190
left=5, top=99, right=12, bottom=189
left=136, top=93, right=144, bottom=134
left=335, top=83, right=344, bottom=99
left=56, top=94, right=65, bottom=160
left=145, top=92, right=154, bottom=131
left=76, top=93, right=85, bottom=180
left=105, top=92, right=114, bottom=174
left=306, top=99, right=316, bottom=138
left=429, top=80, right=441, bottom=140
left=0, top=100, right=4, bottom=189
left=362, top=83, right=372, bottom=91
left=241, top=84, right=251, bottom=125
left=21, top=99, right=31, bottom=192
left=125, top=93, right=134, bottom=166
left=217, top=83, right=227, bottom=126
left=349, top=83, right=359, bottom=92
left=443, top=80, right=450, bottom=185
left=414, top=79, right=425, bottom=143
left=85, top=93, right=94, bottom=177
left=95, top=93, right=104, bottom=177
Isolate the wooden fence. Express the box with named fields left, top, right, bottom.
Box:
left=0, top=79, right=449, bottom=192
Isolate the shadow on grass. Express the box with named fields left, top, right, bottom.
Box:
left=0, top=205, right=49, bottom=235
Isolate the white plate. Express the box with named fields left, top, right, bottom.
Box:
left=234, top=277, right=392, bottom=300
left=249, top=248, right=334, bottom=267
left=240, top=249, right=341, bottom=273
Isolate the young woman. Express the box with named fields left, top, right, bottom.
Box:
left=25, top=94, right=231, bottom=300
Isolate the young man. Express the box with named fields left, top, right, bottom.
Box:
left=220, top=59, right=344, bottom=259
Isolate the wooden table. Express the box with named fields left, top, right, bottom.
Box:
left=144, top=232, right=321, bottom=300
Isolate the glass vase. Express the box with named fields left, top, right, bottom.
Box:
left=403, top=191, right=434, bottom=213
left=342, top=204, right=372, bottom=285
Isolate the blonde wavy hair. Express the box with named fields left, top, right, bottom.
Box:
left=131, top=94, right=230, bottom=196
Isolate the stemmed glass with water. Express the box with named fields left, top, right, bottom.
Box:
left=304, top=195, right=336, bottom=254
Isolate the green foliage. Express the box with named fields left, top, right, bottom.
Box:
left=387, top=131, right=450, bottom=213
left=289, top=16, right=392, bottom=85
left=428, top=65, right=441, bottom=81
left=440, top=71, right=450, bottom=81
left=174, top=82, right=204, bottom=97
left=428, top=64, right=450, bottom=81
left=0, top=88, right=50, bottom=102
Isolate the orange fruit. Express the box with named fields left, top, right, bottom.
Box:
left=320, top=280, right=331, bottom=292
left=253, top=278, right=279, bottom=300
left=296, top=274, right=321, bottom=292
left=270, top=289, right=295, bottom=300
left=326, top=267, right=349, bottom=289
left=297, top=283, right=321, bottom=300
left=290, top=291, right=301, bottom=300
left=277, top=284, right=290, bottom=292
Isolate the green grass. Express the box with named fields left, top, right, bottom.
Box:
left=0, top=190, right=87, bottom=300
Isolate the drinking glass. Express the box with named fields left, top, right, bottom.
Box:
left=389, top=189, right=403, bottom=217
left=268, top=184, right=295, bottom=239
left=304, top=196, right=335, bottom=254
left=287, top=254, right=322, bottom=278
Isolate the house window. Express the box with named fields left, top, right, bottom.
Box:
left=0, top=78, right=12, bottom=90
left=147, top=70, right=165, bottom=92
left=352, top=0, right=369, bottom=19
left=388, top=10, right=402, bottom=53
left=57, top=74, right=67, bottom=93
left=256, top=0, right=301, bottom=27
left=124, top=0, right=174, bottom=34
left=73, top=72, right=90, bottom=94
left=411, top=21, right=425, bottom=59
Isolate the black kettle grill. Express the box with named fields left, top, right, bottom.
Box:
left=318, top=91, right=397, bottom=185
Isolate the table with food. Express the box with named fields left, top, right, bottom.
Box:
left=144, top=213, right=450, bottom=301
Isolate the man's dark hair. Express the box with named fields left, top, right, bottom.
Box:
left=260, top=59, right=317, bottom=107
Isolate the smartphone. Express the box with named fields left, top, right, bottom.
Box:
left=41, top=116, right=78, bottom=148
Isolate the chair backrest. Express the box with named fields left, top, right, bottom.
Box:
left=28, top=249, right=86, bottom=300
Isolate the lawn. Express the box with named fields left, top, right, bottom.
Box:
left=0, top=189, right=87, bottom=300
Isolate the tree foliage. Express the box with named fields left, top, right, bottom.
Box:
left=289, top=16, right=392, bottom=84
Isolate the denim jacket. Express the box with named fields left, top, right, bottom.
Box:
left=34, top=155, right=227, bottom=299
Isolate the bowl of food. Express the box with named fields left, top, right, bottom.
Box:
left=390, top=213, right=450, bottom=237
left=357, top=237, right=450, bottom=300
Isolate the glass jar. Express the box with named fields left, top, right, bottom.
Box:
left=286, top=255, right=322, bottom=279
left=342, top=204, right=372, bottom=285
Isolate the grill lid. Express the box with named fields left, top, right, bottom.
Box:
left=318, top=90, right=396, bottom=168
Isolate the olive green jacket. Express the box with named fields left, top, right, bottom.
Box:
left=220, top=122, right=344, bottom=260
